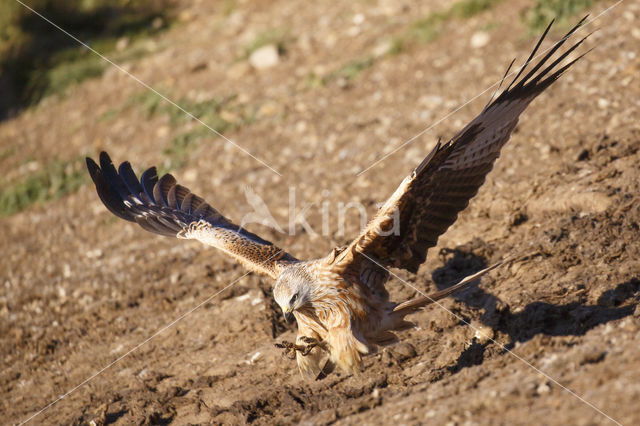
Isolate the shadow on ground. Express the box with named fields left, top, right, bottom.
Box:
left=433, top=240, right=639, bottom=372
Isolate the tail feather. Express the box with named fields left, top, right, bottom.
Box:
left=393, top=256, right=511, bottom=315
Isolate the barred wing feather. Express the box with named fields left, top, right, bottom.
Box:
left=335, top=18, right=590, bottom=274
left=86, top=152, right=296, bottom=278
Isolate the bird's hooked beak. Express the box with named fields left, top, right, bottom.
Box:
left=283, top=307, right=293, bottom=323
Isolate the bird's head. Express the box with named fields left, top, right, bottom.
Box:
left=273, top=267, right=314, bottom=322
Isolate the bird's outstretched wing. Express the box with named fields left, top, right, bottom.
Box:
left=86, top=152, right=297, bottom=279
left=334, top=18, right=590, bottom=274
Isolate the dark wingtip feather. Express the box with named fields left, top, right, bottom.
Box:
left=537, top=42, right=593, bottom=89
left=378, top=17, right=590, bottom=276
left=86, top=153, right=196, bottom=236
left=485, top=16, right=590, bottom=112
left=118, top=161, right=144, bottom=199
left=180, top=192, right=195, bottom=214
left=173, top=185, right=191, bottom=209
left=483, top=57, right=517, bottom=112
left=154, top=174, right=177, bottom=207
left=577, top=14, right=589, bottom=27
left=98, top=151, right=131, bottom=201
left=515, top=16, right=589, bottom=91
left=506, top=18, right=555, bottom=92
left=192, top=199, right=211, bottom=218
left=85, top=154, right=136, bottom=222
left=98, top=151, right=113, bottom=171
left=86, top=157, right=100, bottom=182
left=140, top=167, right=159, bottom=203
left=86, top=153, right=279, bottom=252
left=167, top=185, right=178, bottom=210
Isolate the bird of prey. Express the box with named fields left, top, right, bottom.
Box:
left=86, top=19, right=589, bottom=379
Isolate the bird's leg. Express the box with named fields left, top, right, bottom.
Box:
left=274, top=340, right=306, bottom=359
left=299, top=336, right=327, bottom=355
left=275, top=337, right=327, bottom=358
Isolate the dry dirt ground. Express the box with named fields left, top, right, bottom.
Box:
left=2, top=0, right=640, bottom=424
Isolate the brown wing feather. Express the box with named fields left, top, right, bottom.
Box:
left=334, top=18, right=590, bottom=274
left=86, top=152, right=297, bottom=279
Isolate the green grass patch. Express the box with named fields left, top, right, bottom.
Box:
left=24, top=32, right=164, bottom=104
left=99, top=107, right=121, bottom=123
left=124, top=90, right=256, bottom=169
left=480, top=21, right=501, bottom=32
left=326, top=57, right=375, bottom=83
left=127, top=91, right=243, bottom=125
left=161, top=128, right=211, bottom=171
left=165, top=96, right=237, bottom=126
left=243, top=28, right=288, bottom=58
left=0, top=146, right=17, bottom=162
left=162, top=97, right=257, bottom=169
left=450, top=0, right=505, bottom=18
left=0, top=156, right=88, bottom=217
left=28, top=40, right=157, bottom=102
left=27, top=54, right=106, bottom=100
left=222, top=0, right=238, bottom=16
left=304, top=57, right=376, bottom=89
left=523, top=0, right=595, bottom=32
left=407, top=13, right=448, bottom=44
left=127, top=90, right=167, bottom=117
left=99, top=87, right=168, bottom=122
left=304, top=72, right=325, bottom=89
left=393, top=0, right=504, bottom=53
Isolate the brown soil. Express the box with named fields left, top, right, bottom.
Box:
left=2, top=0, right=639, bottom=424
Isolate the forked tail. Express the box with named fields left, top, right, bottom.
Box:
left=392, top=256, right=512, bottom=316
